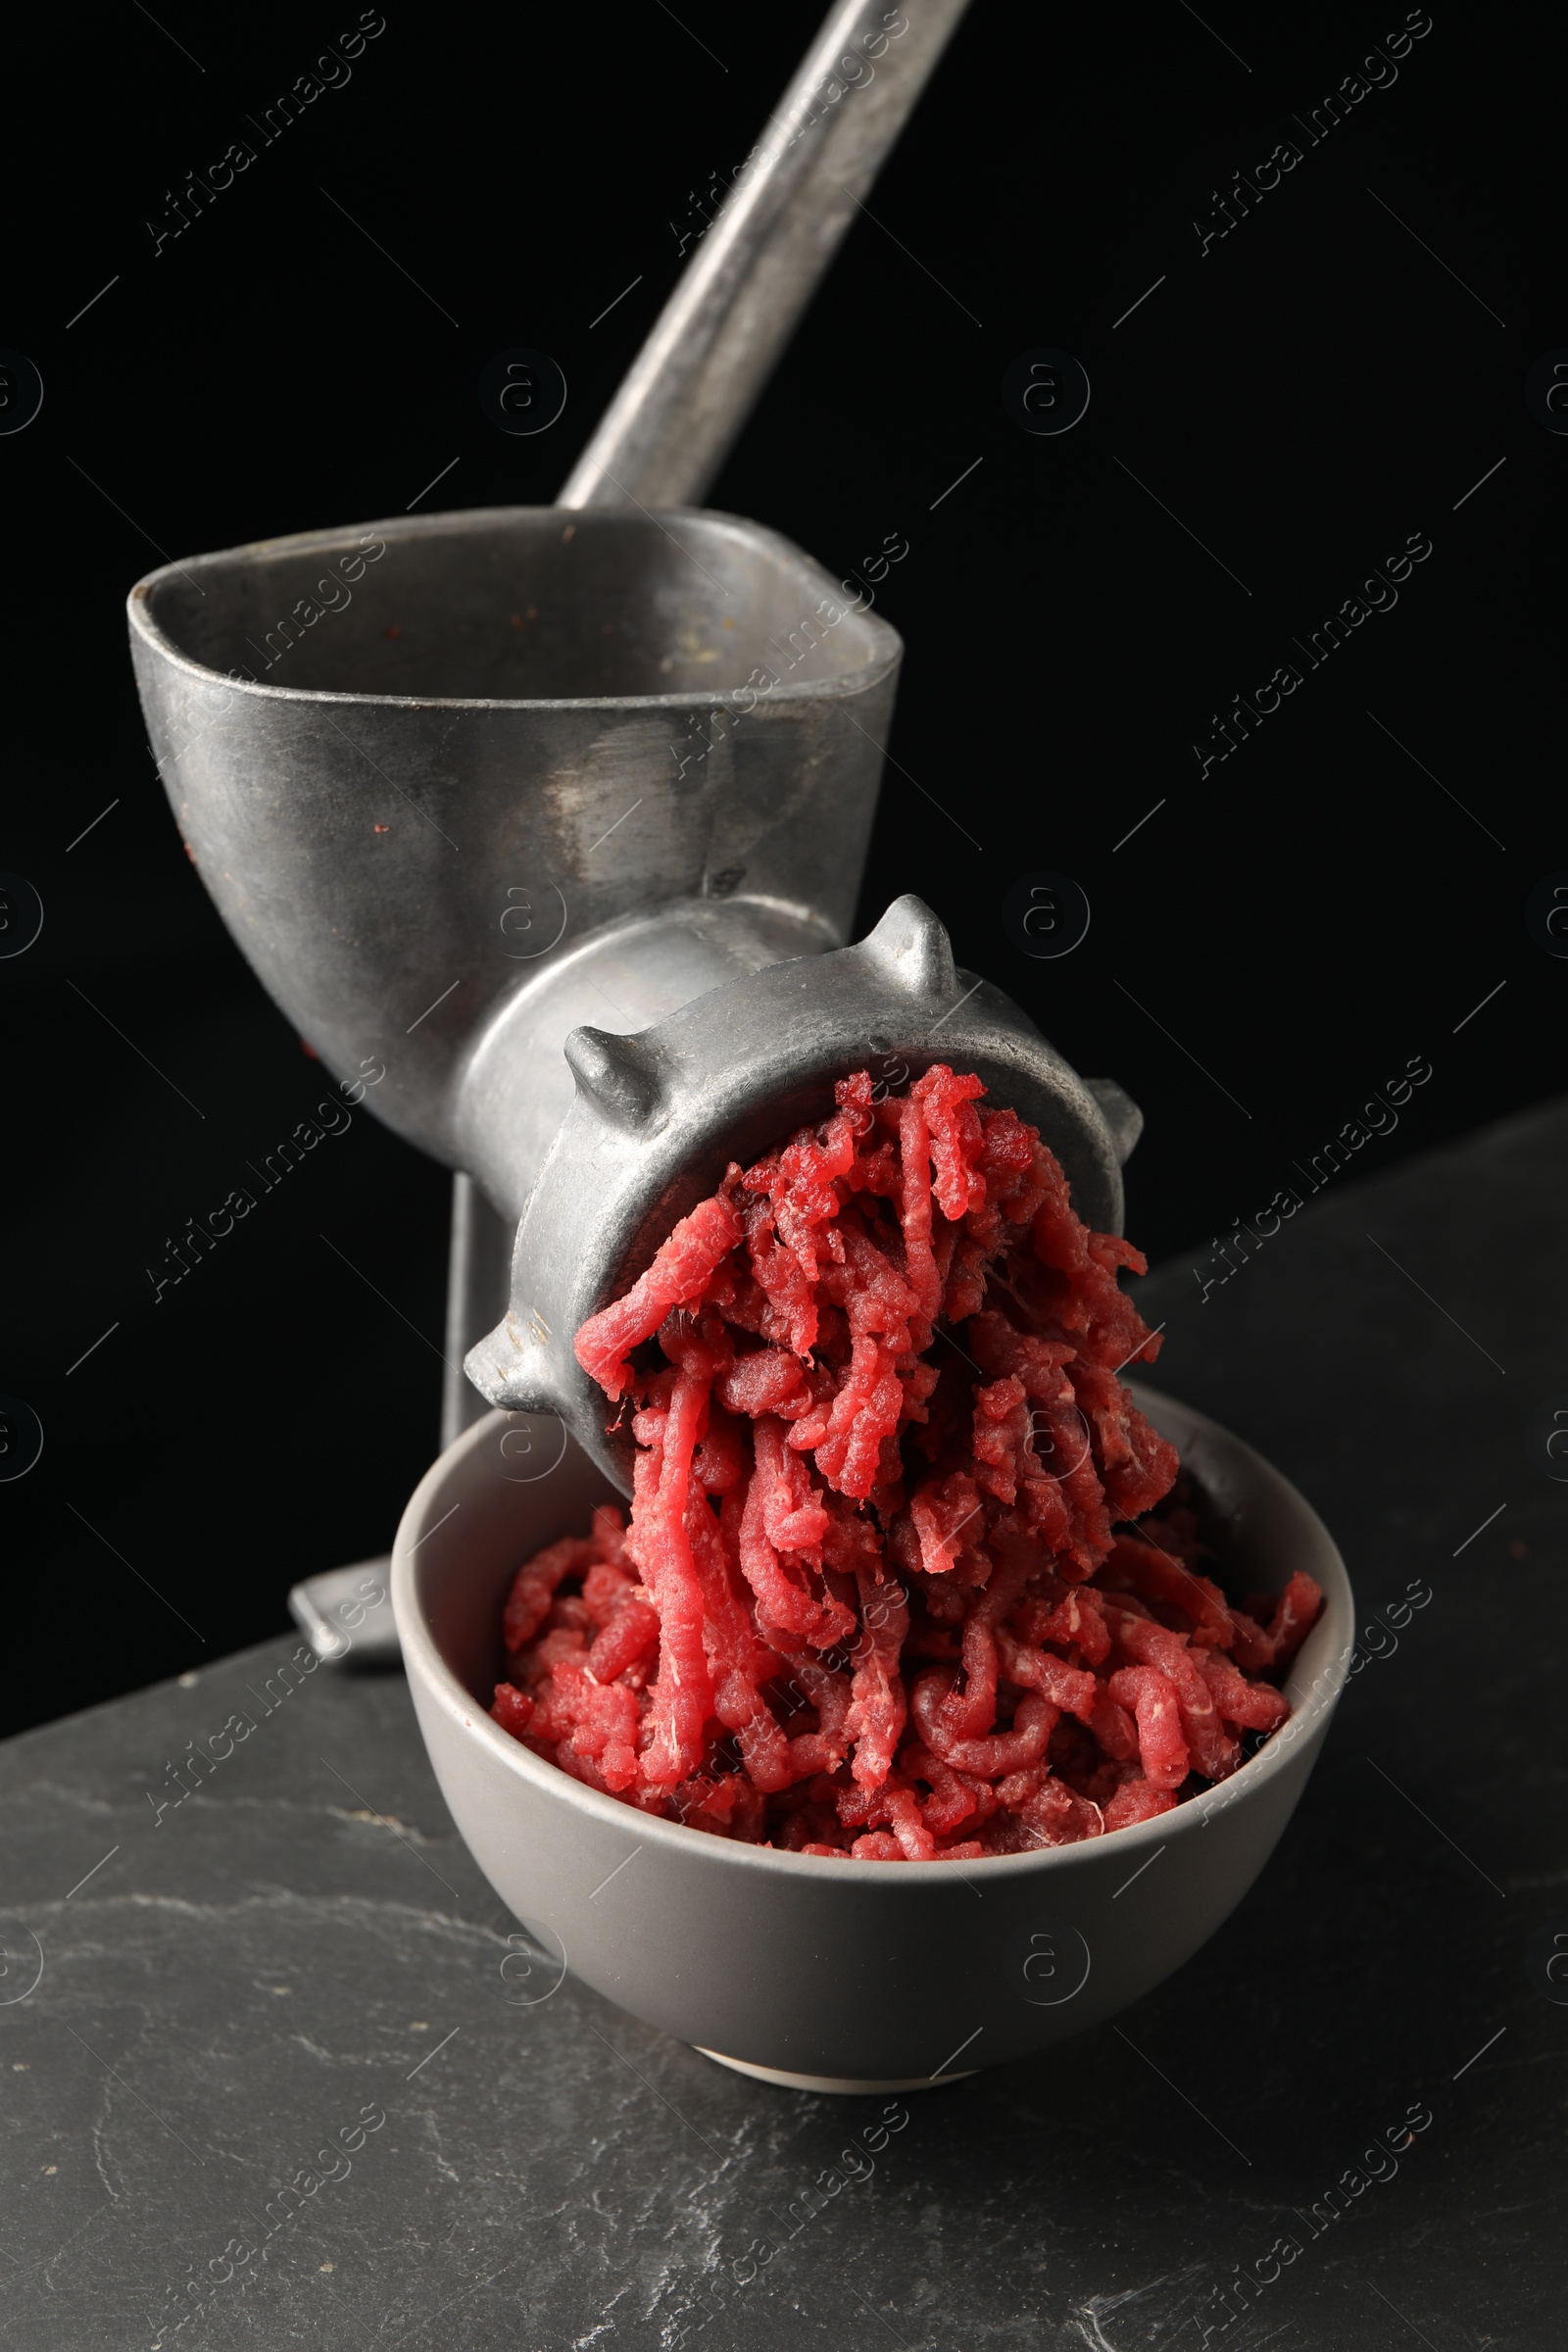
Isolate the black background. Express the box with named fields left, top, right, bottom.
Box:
left=2, top=1, right=1558, bottom=1735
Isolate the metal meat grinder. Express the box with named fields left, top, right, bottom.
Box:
left=126, top=1, right=1144, bottom=1643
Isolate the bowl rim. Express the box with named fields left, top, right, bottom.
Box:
left=392, top=1383, right=1354, bottom=1887
left=124, top=503, right=903, bottom=717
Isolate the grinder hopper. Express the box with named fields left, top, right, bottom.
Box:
left=125, top=0, right=1142, bottom=1496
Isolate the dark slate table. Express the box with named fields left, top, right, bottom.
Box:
left=4, top=1102, right=1565, bottom=2352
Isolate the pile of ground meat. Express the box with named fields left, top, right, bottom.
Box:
left=490, top=1066, right=1322, bottom=1859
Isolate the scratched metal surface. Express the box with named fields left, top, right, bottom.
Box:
left=2, top=1098, right=1563, bottom=2351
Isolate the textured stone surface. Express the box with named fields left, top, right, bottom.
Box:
left=2, top=1101, right=1564, bottom=2351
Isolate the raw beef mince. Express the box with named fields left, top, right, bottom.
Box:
left=490, top=1066, right=1322, bottom=1859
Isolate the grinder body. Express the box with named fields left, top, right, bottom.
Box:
left=128, top=505, right=1141, bottom=1493
left=467, top=893, right=1140, bottom=1490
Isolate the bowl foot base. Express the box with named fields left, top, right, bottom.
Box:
left=694, top=2047, right=980, bottom=2094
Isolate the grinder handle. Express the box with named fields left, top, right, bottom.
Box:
left=557, top=0, right=971, bottom=512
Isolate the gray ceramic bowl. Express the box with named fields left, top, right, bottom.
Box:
left=393, top=1388, right=1352, bottom=2092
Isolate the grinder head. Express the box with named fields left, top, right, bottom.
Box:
left=466, top=893, right=1142, bottom=1493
